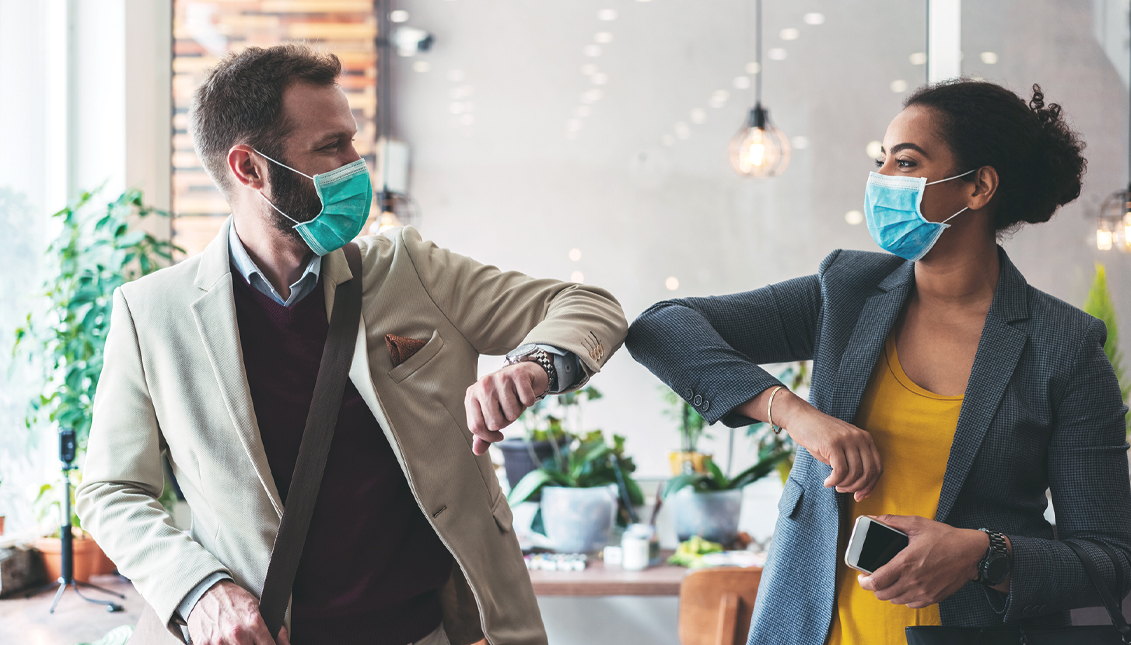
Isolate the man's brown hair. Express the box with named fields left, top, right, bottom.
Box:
left=189, top=43, right=342, bottom=196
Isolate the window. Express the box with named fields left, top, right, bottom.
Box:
left=171, top=0, right=379, bottom=257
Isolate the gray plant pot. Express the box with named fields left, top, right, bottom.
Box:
left=670, top=488, right=743, bottom=545
left=540, top=485, right=618, bottom=553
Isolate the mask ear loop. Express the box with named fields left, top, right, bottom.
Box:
left=257, top=192, right=302, bottom=227
left=251, top=148, right=314, bottom=179
left=250, top=148, right=311, bottom=227
left=927, top=168, right=978, bottom=225
left=925, top=167, right=978, bottom=185
left=940, top=206, right=969, bottom=224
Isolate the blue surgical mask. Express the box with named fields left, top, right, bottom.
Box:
left=254, top=150, right=373, bottom=256
left=863, top=169, right=976, bottom=262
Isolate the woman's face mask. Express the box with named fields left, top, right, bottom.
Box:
left=254, top=149, right=373, bottom=256
left=863, top=168, right=976, bottom=262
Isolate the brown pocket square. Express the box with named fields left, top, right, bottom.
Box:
left=386, top=334, right=428, bottom=367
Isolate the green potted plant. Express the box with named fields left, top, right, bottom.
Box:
left=664, top=452, right=790, bottom=546
left=497, top=386, right=601, bottom=492
left=662, top=386, right=712, bottom=475
left=14, top=188, right=178, bottom=578
left=508, top=430, right=644, bottom=553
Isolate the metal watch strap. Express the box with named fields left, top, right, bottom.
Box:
left=977, top=528, right=1009, bottom=585
left=507, top=348, right=557, bottom=400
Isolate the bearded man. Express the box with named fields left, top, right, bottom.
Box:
left=76, top=44, right=626, bottom=645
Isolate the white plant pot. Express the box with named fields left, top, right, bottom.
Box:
left=540, top=484, right=618, bottom=553
left=670, top=488, right=743, bottom=545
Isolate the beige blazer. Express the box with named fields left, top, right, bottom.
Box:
left=76, top=220, right=627, bottom=644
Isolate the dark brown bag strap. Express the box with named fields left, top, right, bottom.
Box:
left=259, top=242, right=363, bottom=637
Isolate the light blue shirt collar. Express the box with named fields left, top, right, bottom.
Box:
left=228, top=222, right=321, bottom=308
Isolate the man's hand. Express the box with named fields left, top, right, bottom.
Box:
left=857, top=514, right=990, bottom=608
left=740, top=389, right=883, bottom=501
left=187, top=580, right=290, bottom=645
left=465, top=361, right=549, bottom=455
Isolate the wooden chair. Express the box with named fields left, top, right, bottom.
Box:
left=678, top=567, right=762, bottom=645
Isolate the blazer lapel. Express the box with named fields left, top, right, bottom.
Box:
left=190, top=218, right=284, bottom=518
left=832, top=261, right=915, bottom=423
left=935, top=249, right=1029, bottom=523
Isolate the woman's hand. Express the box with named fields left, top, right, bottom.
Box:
left=858, top=514, right=991, bottom=608
left=744, top=389, right=883, bottom=501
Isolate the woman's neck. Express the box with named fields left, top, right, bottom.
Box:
left=912, top=229, right=1000, bottom=311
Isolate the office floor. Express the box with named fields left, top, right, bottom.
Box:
left=0, top=575, right=140, bottom=645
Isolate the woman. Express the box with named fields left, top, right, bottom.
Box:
left=627, top=80, right=1131, bottom=645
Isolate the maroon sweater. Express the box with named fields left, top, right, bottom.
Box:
left=232, top=271, right=453, bottom=644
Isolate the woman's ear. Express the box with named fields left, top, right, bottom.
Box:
left=228, top=145, right=268, bottom=190
left=968, top=166, right=999, bottom=210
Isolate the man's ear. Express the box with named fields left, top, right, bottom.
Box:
left=228, top=145, right=267, bottom=190
left=968, top=166, right=999, bottom=210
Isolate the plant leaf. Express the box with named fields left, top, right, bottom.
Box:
left=507, top=469, right=557, bottom=505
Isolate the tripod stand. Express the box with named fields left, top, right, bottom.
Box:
left=28, top=430, right=124, bottom=613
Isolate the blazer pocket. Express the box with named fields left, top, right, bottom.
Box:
left=778, top=477, right=804, bottom=520
left=388, top=330, right=444, bottom=383
left=491, top=490, right=514, bottom=534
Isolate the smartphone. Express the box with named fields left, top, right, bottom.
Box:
left=844, top=516, right=909, bottom=574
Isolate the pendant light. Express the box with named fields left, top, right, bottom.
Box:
left=1096, top=9, right=1131, bottom=252
left=729, top=0, right=790, bottom=178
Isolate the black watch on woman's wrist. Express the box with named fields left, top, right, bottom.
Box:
left=976, top=529, right=1011, bottom=586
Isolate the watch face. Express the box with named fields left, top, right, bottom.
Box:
left=507, top=343, right=540, bottom=359
left=986, top=556, right=1010, bottom=584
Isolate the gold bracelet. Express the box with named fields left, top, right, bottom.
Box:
left=767, top=385, right=785, bottom=435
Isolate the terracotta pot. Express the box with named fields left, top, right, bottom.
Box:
left=669, top=451, right=712, bottom=476
left=34, top=533, right=111, bottom=582
left=0, top=515, right=5, bottom=536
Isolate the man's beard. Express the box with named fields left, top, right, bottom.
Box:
left=265, top=159, right=322, bottom=249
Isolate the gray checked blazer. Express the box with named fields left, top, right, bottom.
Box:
left=626, top=247, right=1131, bottom=645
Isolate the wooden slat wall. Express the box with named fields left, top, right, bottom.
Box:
left=171, top=0, right=378, bottom=258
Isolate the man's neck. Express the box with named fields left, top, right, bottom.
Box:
left=232, top=214, right=312, bottom=301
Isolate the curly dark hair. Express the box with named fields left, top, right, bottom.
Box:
left=904, top=79, right=1087, bottom=231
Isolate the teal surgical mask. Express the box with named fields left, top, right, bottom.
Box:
left=863, top=169, right=976, bottom=262
left=254, top=150, right=373, bottom=256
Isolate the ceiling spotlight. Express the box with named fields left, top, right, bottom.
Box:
left=392, top=26, right=434, bottom=57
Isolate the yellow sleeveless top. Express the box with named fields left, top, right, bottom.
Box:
left=826, top=335, right=963, bottom=645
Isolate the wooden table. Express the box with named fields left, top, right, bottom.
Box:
left=527, top=551, right=690, bottom=596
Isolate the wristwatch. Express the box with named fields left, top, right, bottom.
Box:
left=505, top=344, right=558, bottom=401
left=976, top=529, right=1011, bottom=586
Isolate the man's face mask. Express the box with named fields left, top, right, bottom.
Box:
left=863, top=168, right=976, bottom=262
left=254, top=149, right=373, bottom=256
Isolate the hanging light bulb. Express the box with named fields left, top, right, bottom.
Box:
left=1096, top=187, right=1131, bottom=252
left=730, top=0, right=789, bottom=178
left=1097, top=10, right=1131, bottom=252
left=730, top=103, right=790, bottom=177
